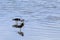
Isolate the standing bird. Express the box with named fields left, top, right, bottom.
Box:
left=12, top=18, right=24, bottom=36
left=13, top=19, right=24, bottom=28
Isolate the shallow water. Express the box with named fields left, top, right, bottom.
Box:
left=0, top=0, right=60, bottom=40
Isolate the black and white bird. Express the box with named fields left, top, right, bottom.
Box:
left=13, top=18, right=24, bottom=28
left=12, top=18, right=24, bottom=36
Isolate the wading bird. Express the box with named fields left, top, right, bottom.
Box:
left=12, top=18, right=24, bottom=36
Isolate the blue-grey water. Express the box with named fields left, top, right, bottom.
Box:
left=0, top=0, right=60, bottom=40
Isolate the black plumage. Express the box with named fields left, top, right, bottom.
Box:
left=18, top=22, right=24, bottom=28
left=13, top=18, right=21, bottom=21
left=13, top=22, right=24, bottom=28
